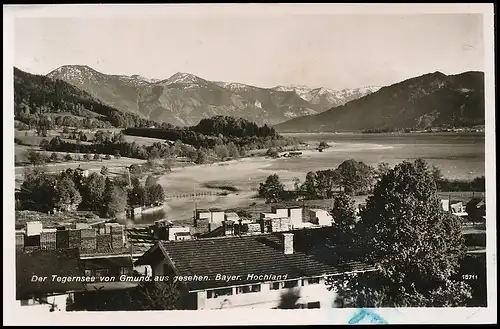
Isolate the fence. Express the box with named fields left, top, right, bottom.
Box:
left=164, top=191, right=223, bottom=200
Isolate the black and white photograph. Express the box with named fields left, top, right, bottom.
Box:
left=3, top=3, right=496, bottom=325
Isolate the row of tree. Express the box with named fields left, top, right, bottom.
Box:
left=258, top=160, right=485, bottom=203
left=192, top=115, right=278, bottom=138
left=258, top=160, right=381, bottom=203
left=16, top=165, right=166, bottom=217
left=39, top=125, right=297, bottom=164
left=22, top=148, right=113, bottom=166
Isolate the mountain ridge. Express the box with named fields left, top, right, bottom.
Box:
left=46, top=65, right=379, bottom=126
left=274, top=71, right=485, bottom=133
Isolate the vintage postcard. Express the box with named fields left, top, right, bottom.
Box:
left=3, top=3, right=496, bottom=325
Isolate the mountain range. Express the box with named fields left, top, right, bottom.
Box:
left=274, top=71, right=485, bottom=132
left=46, top=65, right=379, bottom=126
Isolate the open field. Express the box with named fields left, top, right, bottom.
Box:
left=122, top=134, right=167, bottom=146
left=14, top=154, right=147, bottom=189
left=15, top=210, right=107, bottom=229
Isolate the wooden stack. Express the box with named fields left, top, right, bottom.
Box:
left=68, top=229, right=82, bottom=249
left=80, top=228, right=97, bottom=252
left=40, top=229, right=57, bottom=250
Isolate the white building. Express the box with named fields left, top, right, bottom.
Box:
left=135, top=227, right=376, bottom=310
left=307, top=209, right=334, bottom=226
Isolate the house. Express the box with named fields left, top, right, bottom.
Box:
left=307, top=209, right=334, bottom=226
left=16, top=248, right=86, bottom=311
left=16, top=247, right=141, bottom=312
left=449, top=201, right=468, bottom=217
left=134, top=227, right=376, bottom=310
left=194, top=208, right=225, bottom=233
left=168, top=226, right=192, bottom=241
left=466, top=198, right=486, bottom=223
left=80, top=254, right=135, bottom=278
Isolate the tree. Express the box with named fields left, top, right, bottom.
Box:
left=335, top=160, right=375, bottom=195
left=266, top=147, right=279, bottom=158
left=376, top=162, right=391, bottom=178
left=53, top=175, right=82, bottom=211
left=39, top=139, right=50, bottom=151
left=18, top=169, right=57, bottom=213
left=315, top=169, right=341, bottom=199
left=214, top=144, right=229, bottom=161
left=194, top=150, right=207, bottom=164
left=26, top=149, right=48, bottom=166
left=292, top=177, right=301, bottom=192
left=131, top=281, right=181, bottom=310
left=318, top=141, right=330, bottom=149
left=258, top=174, right=285, bottom=203
left=146, top=184, right=165, bottom=205
left=331, top=192, right=357, bottom=232
left=226, top=142, right=240, bottom=158
left=102, top=178, right=128, bottom=217
left=328, top=159, right=472, bottom=307
left=128, top=182, right=146, bottom=206
left=129, top=164, right=142, bottom=178
left=68, top=281, right=181, bottom=311
left=49, top=152, right=59, bottom=162
left=163, top=158, right=174, bottom=172
left=302, top=171, right=317, bottom=200
left=64, top=153, right=73, bottom=161
left=145, top=175, right=157, bottom=188
left=81, top=172, right=106, bottom=211
left=430, top=164, right=444, bottom=184
left=277, top=289, right=301, bottom=309
left=100, top=166, right=109, bottom=176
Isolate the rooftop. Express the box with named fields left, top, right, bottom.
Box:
left=81, top=255, right=134, bottom=269
left=16, top=248, right=85, bottom=300
left=135, top=227, right=374, bottom=291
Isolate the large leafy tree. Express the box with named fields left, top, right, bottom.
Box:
left=53, top=175, right=82, bottom=211
left=18, top=167, right=57, bottom=213
left=336, top=159, right=375, bottom=195
left=146, top=184, right=166, bottom=205
left=302, top=171, right=317, bottom=200
left=102, top=177, right=128, bottom=217
left=331, top=192, right=357, bottom=232
left=258, top=174, right=285, bottom=203
left=329, top=159, right=471, bottom=307
left=80, top=172, right=106, bottom=211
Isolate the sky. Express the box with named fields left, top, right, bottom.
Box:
left=13, top=7, right=484, bottom=90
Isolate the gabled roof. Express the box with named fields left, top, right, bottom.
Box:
left=16, top=248, right=85, bottom=300
left=467, top=197, right=486, bottom=208
left=135, top=227, right=375, bottom=291
left=81, top=255, right=134, bottom=270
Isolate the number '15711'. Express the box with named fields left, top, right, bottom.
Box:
left=462, top=274, right=478, bottom=280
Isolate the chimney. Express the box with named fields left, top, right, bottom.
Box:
left=282, top=233, right=294, bottom=255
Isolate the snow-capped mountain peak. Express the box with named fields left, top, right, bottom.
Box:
left=214, top=81, right=260, bottom=92
left=162, top=72, right=207, bottom=86
left=47, top=65, right=101, bottom=84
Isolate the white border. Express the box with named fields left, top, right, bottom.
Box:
left=3, top=3, right=496, bottom=325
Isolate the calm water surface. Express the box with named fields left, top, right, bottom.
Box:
left=279, top=132, right=485, bottom=180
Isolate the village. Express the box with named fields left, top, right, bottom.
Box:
left=15, top=188, right=486, bottom=311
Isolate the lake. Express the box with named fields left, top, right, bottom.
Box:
left=280, top=132, right=485, bottom=180
left=156, top=132, right=485, bottom=222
